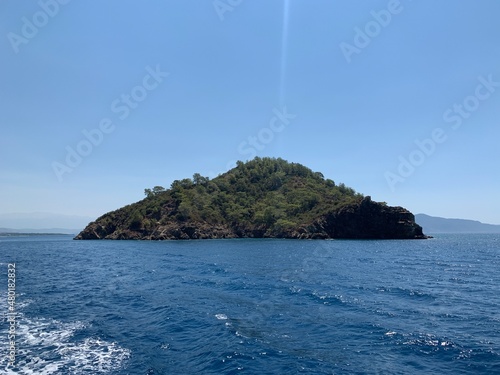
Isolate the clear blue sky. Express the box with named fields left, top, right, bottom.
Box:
left=1, top=0, right=500, bottom=224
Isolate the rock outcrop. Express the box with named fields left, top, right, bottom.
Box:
left=312, top=196, right=426, bottom=239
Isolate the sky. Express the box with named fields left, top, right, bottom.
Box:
left=1, top=0, right=500, bottom=226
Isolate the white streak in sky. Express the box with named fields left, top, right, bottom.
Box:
left=279, top=0, right=290, bottom=107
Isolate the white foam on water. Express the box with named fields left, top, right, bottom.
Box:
left=0, top=313, right=130, bottom=374
left=215, top=313, right=228, bottom=320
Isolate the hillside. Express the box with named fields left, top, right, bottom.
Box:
left=75, top=157, right=426, bottom=240
left=415, top=214, right=500, bottom=234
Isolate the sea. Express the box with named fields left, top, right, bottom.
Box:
left=1, top=234, right=500, bottom=374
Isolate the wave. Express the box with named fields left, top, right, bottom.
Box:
left=0, top=311, right=130, bottom=374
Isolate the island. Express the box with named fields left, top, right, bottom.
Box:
left=75, top=157, right=427, bottom=240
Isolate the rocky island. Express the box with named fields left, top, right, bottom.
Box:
left=75, top=157, right=427, bottom=240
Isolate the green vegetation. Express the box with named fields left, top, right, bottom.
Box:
left=93, top=157, right=364, bottom=237
left=144, top=185, right=166, bottom=198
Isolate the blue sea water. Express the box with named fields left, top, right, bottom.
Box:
left=1, top=234, right=500, bottom=374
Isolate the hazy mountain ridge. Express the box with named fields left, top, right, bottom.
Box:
left=415, top=214, right=500, bottom=233
left=0, top=228, right=80, bottom=235
left=0, top=212, right=93, bottom=232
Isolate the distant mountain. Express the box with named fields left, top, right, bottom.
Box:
left=415, top=214, right=500, bottom=233
left=0, top=228, right=79, bottom=235
left=0, top=212, right=93, bottom=232
left=76, top=157, right=427, bottom=240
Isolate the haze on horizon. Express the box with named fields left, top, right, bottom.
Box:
left=1, top=0, right=499, bottom=225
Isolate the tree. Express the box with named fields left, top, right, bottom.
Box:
left=144, top=185, right=166, bottom=198
left=129, top=212, right=143, bottom=230
left=314, top=172, right=324, bottom=180
left=325, top=179, right=335, bottom=188
left=153, top=186, right=166, bottom=194
left=193, top=173, right=209, bottom=186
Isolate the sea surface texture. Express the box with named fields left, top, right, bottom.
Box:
left=1, top=234, right=500, bottom=374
